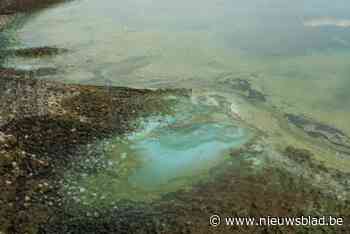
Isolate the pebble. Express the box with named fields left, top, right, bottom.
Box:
left=0, top=133, right=5, bottom=143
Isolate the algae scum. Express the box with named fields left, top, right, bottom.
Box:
left=62, top=96, right=249, bottom=205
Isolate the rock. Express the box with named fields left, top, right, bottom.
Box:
left=24, top=195, right=31, bottom=202
left=0, top=132, right=16, bottom=149
left=248, top=89, right=266, bottom=102
left=286, top=114, right=350, bottom=151
left=223, top=78, right=266, bottom=102
left=0, top=132, right=6, bottom=142
left=231, top=79, right=251, bottom=91
left=1, top=46, right=68, bottom=58
left=284, top=146, right=313, bottom=164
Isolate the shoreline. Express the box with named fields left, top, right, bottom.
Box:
left=0, top=0, right=69, bottom=14
left=0, top=1, right=349, bottom=233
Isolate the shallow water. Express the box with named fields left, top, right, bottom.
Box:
left=3, top=0, right=350, bottom=201
left=63, top=96, right=249, bottom=203
left=127, top=98, right=247, bottom=190
left=4, top=0, right=350, bottom=134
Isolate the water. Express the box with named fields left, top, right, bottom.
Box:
left=3, top=0, right=350, bottom=200
left=64, top=96, right=249, bottom=203
left=5, top=0, right=350, bottom=134
left=127, top=98, right=247, bottom=190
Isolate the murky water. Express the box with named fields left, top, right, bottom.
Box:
left=4, top=0, right=350, bottom=135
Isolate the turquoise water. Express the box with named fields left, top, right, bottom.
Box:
left=128, top=123, right=235, bottom=187
left=128, top=113, right=245, bottom=189
left=63, top=96, right=249, bottom=202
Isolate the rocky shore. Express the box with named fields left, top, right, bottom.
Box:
left=0, top=0, right=69, bottom=14
left=0, top=62, right=349, bottom=234
left=0, top=71, right=185, bottom=233
left=0, top=3, right=184, bottom=232
left=0, top=1, right=349, bottom=233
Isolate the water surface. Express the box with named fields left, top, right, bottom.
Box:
left=3, top=0, right=350, bottom=205
left=5, top=0, right=350, bottom=129
left=63, top=96, right=249, bottom=203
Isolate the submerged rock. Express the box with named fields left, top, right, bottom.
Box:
left=247, top=88, right=266, bottom=102
left=1, top=46, right=68, bottom=58
left=221, top=78, right=267, bottom=102
left=286, top=114, right=350, bottom=152
left=284, top=145, right=313, bottom=164
left=231, top=78, right=251, bottom=91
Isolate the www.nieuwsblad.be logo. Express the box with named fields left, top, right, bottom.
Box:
left=210, top=215, right=344, bottom=227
